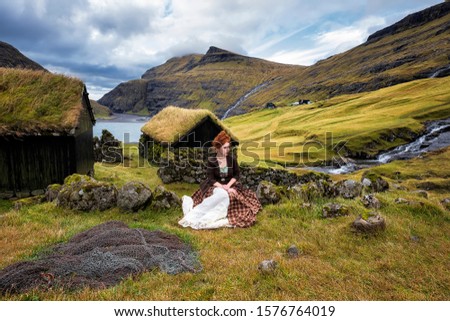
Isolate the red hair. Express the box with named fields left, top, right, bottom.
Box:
left=212, top=130, right=231, bottom=149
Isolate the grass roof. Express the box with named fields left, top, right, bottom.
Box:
left=0, top=67, right=85, bottom=136
left=141, top=106, right=238, bottom=144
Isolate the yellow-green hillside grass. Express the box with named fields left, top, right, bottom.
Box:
left=244, top=12, right=450, bottom=107
left=0, top=68, right=84, bottom=135
left=141, top=106, right=238, bottom=144
left=0, top=145, right=448, bottom=300
left=90, top=100, right=113, bottom=119
left=224, top=77, right=450, bottom=167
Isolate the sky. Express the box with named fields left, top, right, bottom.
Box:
left=0, top=0, right=443, bottom=100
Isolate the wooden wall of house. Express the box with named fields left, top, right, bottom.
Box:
left=0, top=136, right=76, bottom=197
left=74, top=97, right=95, bottom=175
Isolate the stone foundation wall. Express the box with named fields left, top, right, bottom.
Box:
left=157, top=158, right=330, bottom=191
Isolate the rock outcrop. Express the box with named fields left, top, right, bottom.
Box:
left=367, top=2, right=450, bottom=42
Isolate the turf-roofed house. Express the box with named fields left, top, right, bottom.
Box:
left=140, top=106, right=239, bottom=183
left=0, top=68, right=96, bottom=198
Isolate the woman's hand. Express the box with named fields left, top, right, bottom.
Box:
left=222, top=184, right=229, bottom=190
left=228, top=188, right=237, bottom=199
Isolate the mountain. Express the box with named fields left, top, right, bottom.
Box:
left=0, top=41, right=47, bottom=71
left=98, top=46, right=300, bottom=117
left=99, top=2, right=450, bottom=118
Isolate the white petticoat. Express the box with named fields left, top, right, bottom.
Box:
left=179, top=187, right=232, bottom=229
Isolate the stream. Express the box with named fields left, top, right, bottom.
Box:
left=302, top=117, right=450, bottom=174
left=221, top=81, right=272, bottom=119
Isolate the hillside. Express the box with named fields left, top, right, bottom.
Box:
left=90, top=99, right=113, bottom=119
left=99, top=2, right=450, bottom=118
left=223, top=76, right=450, bottom=166
left=249, top=2, right=450, bottom=109
left=0, top=41, right=46, bottom=71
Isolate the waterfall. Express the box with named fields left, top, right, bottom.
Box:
left=221, top=81, right=271, bottom=119
left=430, top=65, right=450, bottom=78
left=298, top=118, right=450, bottom=174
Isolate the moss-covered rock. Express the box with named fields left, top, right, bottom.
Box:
left=334, top=179, right=363, bottom=199
left=289, top=179, right=335, bottom=201
left=351, top=213, right=386, bottom=233
left=45, top=183, right=62, bottom=202
left=57, top=179, right=118, bottom=211
left=151, top=185, right=181, bottom=210
left=13, top=195, right=46, bottom=210
left=411, top=190, right=428, bottom=199
left=117, top=181, right=152, bottom=212
left=322, top=203, right=349, bottom=218
left=361, top=194, right=381, bottom=209
left=361, top=171, right=389, bottom=193
left=256, top=180, right=283, bottom=205
left=63, top=174, right=95, bottom=186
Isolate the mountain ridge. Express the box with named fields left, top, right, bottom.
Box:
left=98, top=2, right=450, bottom=117
left=0, top=41, right=47, bottom=71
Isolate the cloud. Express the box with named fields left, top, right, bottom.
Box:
left=265, top=16, right=386, bottom=65
left=0, top=0, right=442, bottom=99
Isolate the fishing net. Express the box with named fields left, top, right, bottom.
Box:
left=0, top=221, right=201, bottom=295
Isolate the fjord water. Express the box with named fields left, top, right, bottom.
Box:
left=93, top=113, right=150, bottom=143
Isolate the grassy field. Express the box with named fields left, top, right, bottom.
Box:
left=1, top=144, right=449, bottom=300
left=224, top=77, right=450, bottom=167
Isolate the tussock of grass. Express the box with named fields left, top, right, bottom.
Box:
left=140, top=106, right=238, bottom=144
left=0, top=144, right=448, bottom=300
left=0, top=68, right=85, bottom=135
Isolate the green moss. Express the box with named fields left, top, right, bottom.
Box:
left=47, top=184, right=62, bottom=191
left=63, top=174, right=94, bottom=186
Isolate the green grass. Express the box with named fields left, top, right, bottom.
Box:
left=1, top=144, right=449, bottom=300
left=224, top=76, right=450, bottom=166
left=90, top=100, right=113, bottom=119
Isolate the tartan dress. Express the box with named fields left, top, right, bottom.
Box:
left=190, top=154, right=262, bottom=228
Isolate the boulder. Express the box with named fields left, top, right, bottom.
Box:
left=56, top=174, right=118, bottom=211
left=287, top=245, right=300, bottom=258
left=394, top=198, right=424, bottom=206
left=334, top=179, right=363, bottom=199
left=117, top=181, right=152, bottom=212
left=151, top=185, right=181, bottom=210
left=361, top=171, right=389, bottom=192
left=392, top=183, right=408, bottom=191
left=361, top=194, right=381, bottom=209
left=322, top=203, right=349, bottom=218
left=45, top=184, right=62, bottom=202
left=352, top=213, right=386, bottom=233
left=258, top=260, right=277, bottom=274
left=394, top=197, right=410, bottom=204
left=411, top=190, right=428, bottom=199
left=441, top=198, right=450, bottom=211
left=289, top=179, right=334, bottom=201
left=256, top=180, right=282, bottom=205
left=13, top=195, right=46, bottom=211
